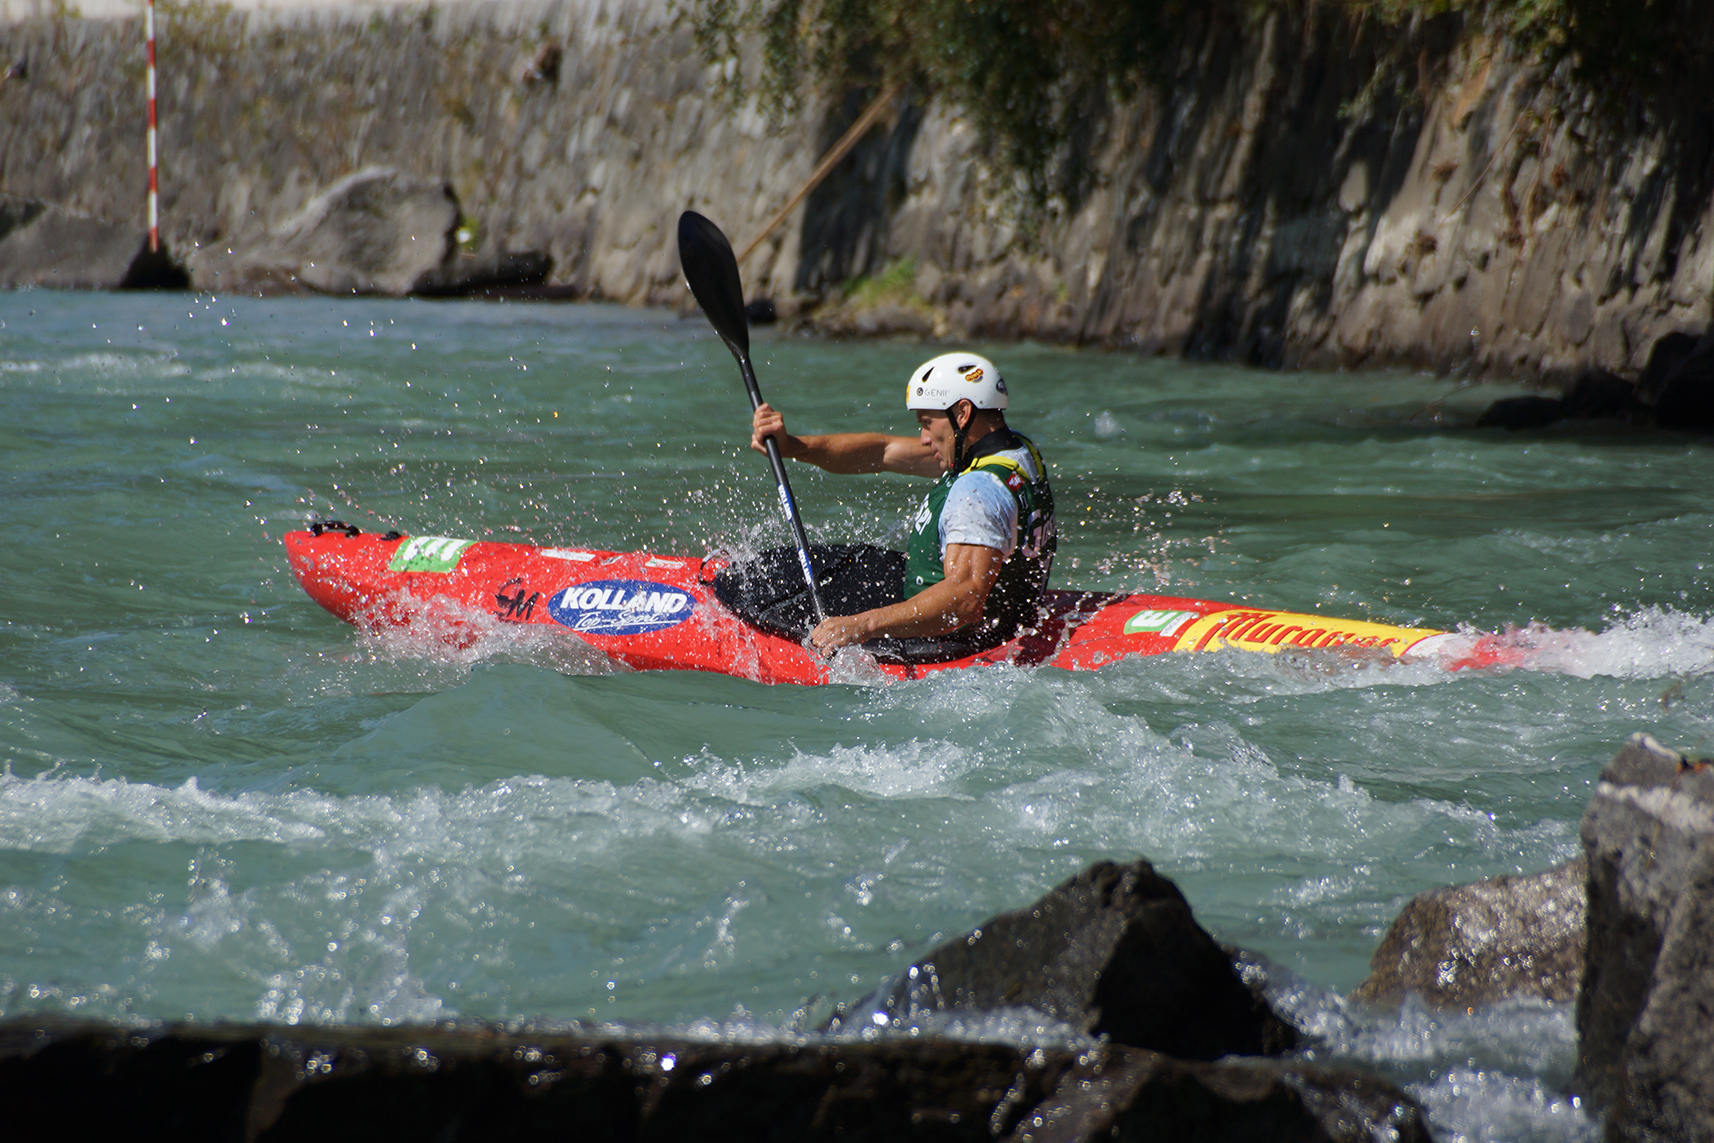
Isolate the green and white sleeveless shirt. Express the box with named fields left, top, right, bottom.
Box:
left=903, top=428, right=1056, bottom=633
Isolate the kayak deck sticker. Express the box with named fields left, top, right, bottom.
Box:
left=388, top=536, right=475, bottom=573
left=1170, top=608, right=1440, bottom=656
left=547, top=580, right=695, bottom=636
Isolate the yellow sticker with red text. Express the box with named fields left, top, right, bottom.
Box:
left=1168, top=608, right=1443, bottom=657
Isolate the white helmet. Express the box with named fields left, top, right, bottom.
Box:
left=905, top=352, right=1008, bottom=412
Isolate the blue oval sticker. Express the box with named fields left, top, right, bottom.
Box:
left=546, top=579, right=695, bottom=636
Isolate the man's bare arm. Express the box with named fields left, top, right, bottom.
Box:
left=752, top=404, right=939, bottom=477
left=809, top=543, right=1002, bottom=651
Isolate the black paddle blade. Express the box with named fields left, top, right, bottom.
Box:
left=677, top=211, right=749, bottom=360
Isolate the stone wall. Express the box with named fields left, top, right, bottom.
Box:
left=1, top=0, right=1711, bottom=383
left=870, top=4, right=1714, bottom=381
left=0, top=0, right=823, bottom=305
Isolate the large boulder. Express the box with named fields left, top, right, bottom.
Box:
left=1634, top=331, right=1700, bottom=406
left=1574, top=733, right=1714, bottom=1143
left=236, top=167, right=458, bottom=296
left=1652, top=333, right=1714, bottom=432
left=0, top=195, right=187, bottom=290
left=1560, top=370, right=1648, bottom=422
left=1474, top=370, right=1651, bottom=430
left=0, top=1019, right=1429, bottom=1143
left=814, top=301, right=937, bottom=337
left=827, top=859, right=1298, bottom=1060
left=413, top=248, right=555, bottom=297
left=1474, top=394, right=1563, bottom=430
left=1350, top=859, right=1586, bottom=1009
left=1016, top=1048, right=1431, bottom=1143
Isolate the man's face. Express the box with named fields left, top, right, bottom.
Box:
left=916, top=410, right=955, bottom=472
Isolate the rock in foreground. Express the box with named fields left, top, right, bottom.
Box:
left=1575, top=732, right=1714, bottom=1143
left=828, top=859, right=1298, bottom=1059
left=0, top=1019, right=1429, bottom=1143
left=1007, top=1048, right=1428, bottom=1143
left=1351, top=858, right=1586, bottom=1009
left=0, top=856, right=1437, bottom=1140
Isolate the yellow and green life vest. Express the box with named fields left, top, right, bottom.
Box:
left=903, top=428, right=1057, bottom=633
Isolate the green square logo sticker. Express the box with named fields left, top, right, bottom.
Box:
left=388, top=536, right=475, bottom=573
left=1123, top=608, right=1198, bottom=637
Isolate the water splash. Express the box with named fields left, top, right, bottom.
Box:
left=352, top=591, right=629, bottom=678
left=1490, top=607, right=1714, bottom=680
left=1242, top=955, right=1598, bottom=1143
left=1410, top=1067, right=1598, bottom=1143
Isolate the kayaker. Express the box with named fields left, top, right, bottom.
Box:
left=750, top=352, right=1056, bottom=653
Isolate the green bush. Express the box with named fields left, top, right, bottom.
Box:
left=843, top=257, right=919, bottom=306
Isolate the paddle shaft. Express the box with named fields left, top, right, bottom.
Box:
left=737, top=353, right=827, bottom=625
left=675, top=209, right=827, bottom=629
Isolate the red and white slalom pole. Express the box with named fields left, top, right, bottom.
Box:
left=146, top=0, right=158, bottom=253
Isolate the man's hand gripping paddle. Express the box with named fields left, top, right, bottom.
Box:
left=677, top=210, right=828, bottom=627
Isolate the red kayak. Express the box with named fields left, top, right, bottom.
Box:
left=283, top=523, right=1520, bottom=683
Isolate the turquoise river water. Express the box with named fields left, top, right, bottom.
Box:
left=3, top=291, right=1712, bottom=1141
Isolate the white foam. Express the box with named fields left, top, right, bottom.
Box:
left=354, top=592, right=629, bottom=677
left=0, top=772, right=328, bottom=853
left=1411, top=1067, right=1599, bottom=1143
left=689, top=740, right=983, bottom=804
left=1239, top=958, right=1594, bottom=1142
left=1510, top=606, right=1714, bottom=679
left=846, top=1004, right=1092, bottom=1048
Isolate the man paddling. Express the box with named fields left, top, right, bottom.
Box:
left=750, top=352, right=1056, bottom=653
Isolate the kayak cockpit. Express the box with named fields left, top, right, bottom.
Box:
left=710, top=543, right=1021, bottom=665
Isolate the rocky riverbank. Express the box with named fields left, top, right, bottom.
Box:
left=1, top=0, right=1712, bottom=399
left=5, top=733, right=1713, bottom=1141
left=0, top=859, right=1430, bottom=1143
left=0, top=1019, right=1430, bottom=1143
left=1348, top=733, right=1714, bottom=1143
